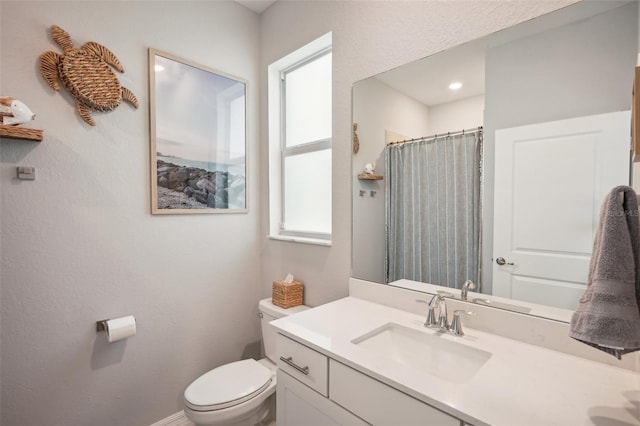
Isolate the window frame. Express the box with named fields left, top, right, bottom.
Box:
left=279, top=48, right=332, bottom=240
left=267, top=33, right=333, bottom=245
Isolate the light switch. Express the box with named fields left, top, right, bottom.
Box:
left=17, top=166, right=36, bottom=180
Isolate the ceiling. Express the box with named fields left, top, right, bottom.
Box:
left=234, top=0, right=277, bottom=14
left=374, top=38, right=486, bottom=108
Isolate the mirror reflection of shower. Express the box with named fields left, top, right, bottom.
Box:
left=385, top=128, right=483, bottom=290
left=352, top=70, right=485, bottom=285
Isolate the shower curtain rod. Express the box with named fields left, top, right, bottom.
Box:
left=387, top=126, right=483, bottom=146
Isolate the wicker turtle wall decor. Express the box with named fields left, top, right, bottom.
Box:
left=38, top=25, right=138, bottom=126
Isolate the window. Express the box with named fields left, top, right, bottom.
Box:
left=268, top=33, right=332, bottom=244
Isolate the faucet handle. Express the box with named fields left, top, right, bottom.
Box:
left=416, top=299, right=439, bottom=328
left=449, top=310, right=476, bottom=336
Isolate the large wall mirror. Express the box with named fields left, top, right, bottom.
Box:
left=352, top=1, right=639, bottom=322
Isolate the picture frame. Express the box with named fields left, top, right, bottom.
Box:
left=149, top=49, right=248, bottom=214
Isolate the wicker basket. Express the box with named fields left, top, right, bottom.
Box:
left=272, top=280, right=304, bottom=308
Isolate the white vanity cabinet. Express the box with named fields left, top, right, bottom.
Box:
left=277, top=369, right=369, bottom=426
left=276, top=334, right=463, bottom=426
left=276, top=335, right=368, bottom=426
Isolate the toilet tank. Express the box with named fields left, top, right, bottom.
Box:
left=259, top=298, right=310, bottom=362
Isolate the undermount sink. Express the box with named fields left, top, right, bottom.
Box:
left=352, top=323, right=492, bottom=384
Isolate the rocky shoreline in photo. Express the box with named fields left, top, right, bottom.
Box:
left=156, top=160, right=245, bottom=209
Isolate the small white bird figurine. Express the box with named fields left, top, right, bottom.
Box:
left=363, top=163, right=376, bottom=175
left=0, top=96, right=36, bottom=126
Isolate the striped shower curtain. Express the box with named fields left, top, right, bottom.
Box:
left=385, top=131, right=482, bottom=289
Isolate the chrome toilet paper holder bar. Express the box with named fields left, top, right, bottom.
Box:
left=96, top=319, right=109, bottom=332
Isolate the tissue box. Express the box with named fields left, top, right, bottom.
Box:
left=272, top=280, right=304, bottom=308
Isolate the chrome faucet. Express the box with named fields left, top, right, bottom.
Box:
left=417, top=297, right=475, bottom=336
left=425, top=294, right=449, bottom=331
left=461, top=280, right=476, bottom=300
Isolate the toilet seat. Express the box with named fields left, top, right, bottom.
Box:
left=184, top=359, right=272, bottom=412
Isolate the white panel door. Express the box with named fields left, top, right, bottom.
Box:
left=492, top=111, right=630, bottom=309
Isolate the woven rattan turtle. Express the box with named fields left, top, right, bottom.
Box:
left=39, top=25, right=138, bottom=126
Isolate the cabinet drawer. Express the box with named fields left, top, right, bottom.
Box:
left=277, top=369, right=369, bottom=426
left=330, top=360, right=461, bottom=426
left=277, top=334, right=328, bottom=396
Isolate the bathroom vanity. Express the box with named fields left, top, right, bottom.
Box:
left=271, top=283, right=639, bottom=426
left=276, top=329, right=460, bottom=426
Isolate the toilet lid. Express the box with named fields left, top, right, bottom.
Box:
left=184, top=359, right=272, bottom=411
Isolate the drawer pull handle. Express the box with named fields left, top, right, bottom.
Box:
left=280, top=356, right=309, bottom=375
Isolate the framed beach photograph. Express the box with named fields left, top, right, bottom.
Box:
left=149, top=49, right=247, bottom=214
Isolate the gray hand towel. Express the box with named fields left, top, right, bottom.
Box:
left=569, top=185, right=640, bottom=359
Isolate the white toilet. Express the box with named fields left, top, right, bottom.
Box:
left=183, top=298, right=310, bottom=426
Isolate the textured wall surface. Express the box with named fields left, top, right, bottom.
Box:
left=259, top=0, right=578, bottom=306
left=0, top=2, right=261, bottom=425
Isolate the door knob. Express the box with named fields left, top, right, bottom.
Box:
left=496, top=257, right=514, bottom=266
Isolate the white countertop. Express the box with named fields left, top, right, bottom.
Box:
left=271, top=297, right=640, bottom=426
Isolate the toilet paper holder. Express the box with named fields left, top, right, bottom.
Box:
left=96, top=318, right=136, bottom=331
left=96, top=315, right=137, bottom=343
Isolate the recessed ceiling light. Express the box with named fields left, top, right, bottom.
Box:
left=154, top=65, right=165, bottom=72
left=449, top=82, right=462, bottom=90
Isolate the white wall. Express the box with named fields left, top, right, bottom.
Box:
left=427, top=95, right=485, bottom=135
left=0, top=2, right=261, bottom=425
left=259, top=0, right=578, bottom=306
left=352, top=78, right=431, bottom=283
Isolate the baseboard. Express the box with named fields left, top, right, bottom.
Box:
left=149, top=411, right=194, bottom=426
